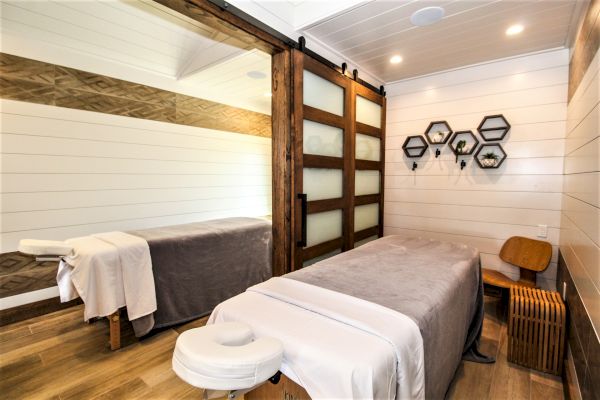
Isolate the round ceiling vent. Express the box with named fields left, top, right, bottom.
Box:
left=410, top=6, right=445, bottom=27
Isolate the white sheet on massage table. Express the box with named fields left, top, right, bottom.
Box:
left=208, top=277, right=424, bottom=400
left=57, top=232, right=156, bottom=321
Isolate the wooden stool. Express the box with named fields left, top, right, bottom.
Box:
left=508, top=286, right=566, bottom=375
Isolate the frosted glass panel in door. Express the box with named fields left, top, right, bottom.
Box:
left=355, top=170, right=380, bottom=195
left=303, top=120, right=343, bottom=157
left=354, top=203, right=379, bottom=232
left=303, top=168, right=343, bottom=201
left=355, top=133, right=381, bottom=161
left=356, top=96, right=381, bottom=128
left=303, top=70, right=344, bottom=116
left=306, top=209, right=342, bottom=247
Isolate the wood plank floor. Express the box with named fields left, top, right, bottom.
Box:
left=0, top=296, right=564, bottom=399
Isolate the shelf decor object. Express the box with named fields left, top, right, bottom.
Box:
left=402, top=135, right=428, bottom=170
left=477, top=114, right=511, bottom=141
left=424, top=120, right=453, bottom=158
left=475, top=143, right=507, bottom=168
left=448, top=130, right=479, bottom=169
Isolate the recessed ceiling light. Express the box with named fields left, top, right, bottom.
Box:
left=390, top=55, right=403, bottom=64
left=247, top=71, right=267, bottom=79
left=506, top=24, right=524, bottom=36
left=410, top=6, right=445, bottom=27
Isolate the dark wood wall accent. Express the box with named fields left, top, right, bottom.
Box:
left=557, top=253, right=599, bottom=400
left=561, top=2, right=600, bottom=399
left=0, top=252, right=58, bottom=298
left=568, top=0, right=600, bottom=101
left=0, top=53, right=271, bottom=138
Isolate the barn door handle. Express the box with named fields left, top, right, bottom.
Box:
left=297, top=193, right=307, bottom=247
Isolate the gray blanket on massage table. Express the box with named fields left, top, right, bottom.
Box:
left=286, top=235, right=491, bottom=400
left=128, top=217, right=272, bottom=336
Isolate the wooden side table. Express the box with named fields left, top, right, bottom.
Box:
left=508, top=286, right=566, bottom=375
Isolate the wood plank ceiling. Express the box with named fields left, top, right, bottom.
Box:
left=302, top=0, right=586, bottom=82
left=0, top=0, right=272, bottom=114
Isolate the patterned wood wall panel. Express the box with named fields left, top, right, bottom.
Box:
left=0, top=252, right=58, bottom=298
left=0, top=53, right=271, bottom=137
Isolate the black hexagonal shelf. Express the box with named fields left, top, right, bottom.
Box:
left=402, top=135, right=428, bottom=157
left=475, top=143, right=507, bottom=168
left=424, top=121, right=453, bottom=145
left=448, top=130, right=479, bottom=162
left=477, top=114, right=511, bottom=141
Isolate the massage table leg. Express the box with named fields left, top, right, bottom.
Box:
left=109, top=310, right=121, bottom=350
left=245, top=374, right=311, bottom=400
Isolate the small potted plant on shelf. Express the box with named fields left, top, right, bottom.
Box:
left=480, top=151, right=499, bottom=167
left=432, top=131, right=445, bottom=143
left=456, top=140, right=469, bottom=154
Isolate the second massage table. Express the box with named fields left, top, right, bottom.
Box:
left=173, top=235, right=493, bottom=399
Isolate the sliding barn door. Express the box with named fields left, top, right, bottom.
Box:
left=292, top=50, right=385, bottom=270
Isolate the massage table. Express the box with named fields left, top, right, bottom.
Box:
left=172, top=236, right=493, bottom=400
left=19, top=217, right=272, bottom=350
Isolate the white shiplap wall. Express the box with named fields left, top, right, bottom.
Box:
left=0, top=99, right=272, bottom=254
left=560, top=47, right=600, bottom=334
left=384, top=49, right=570, bottom=289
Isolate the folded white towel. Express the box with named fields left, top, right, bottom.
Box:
left=18, top=239, right=73, bottom=256
left=59, top=232, right=157, bottom=322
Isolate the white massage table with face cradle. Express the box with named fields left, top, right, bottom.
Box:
left=173, top=236, right=491, bottom=400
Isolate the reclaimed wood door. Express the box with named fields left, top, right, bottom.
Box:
left=291, top=50, right=385, bottom=270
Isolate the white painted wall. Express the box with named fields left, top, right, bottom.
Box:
left=384, top=49, right=570, bottom=289
left=0, top=99, right=272, bottom=254
left=560, top=48, right=599, bottom=334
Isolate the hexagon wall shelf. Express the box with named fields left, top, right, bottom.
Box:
left=424, top=121, right=453, bottom=145
left=402, top=135, right=428, bottom=158
left=448, top=130, right=479, bottom=162
left=402, top=135, right=428, bottom=170
left=477, top=114, right=511, bottom=141
left=475, top=143, right=507, bottom=169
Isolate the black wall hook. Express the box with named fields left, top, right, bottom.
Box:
left=435, top=148, right=441, bottom=158
left=412, top=162, right=418, bottom=171
left=460, top=159, right=467, bottom=170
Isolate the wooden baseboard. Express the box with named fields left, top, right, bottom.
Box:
left=0, top=296, right=82, bottom=327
